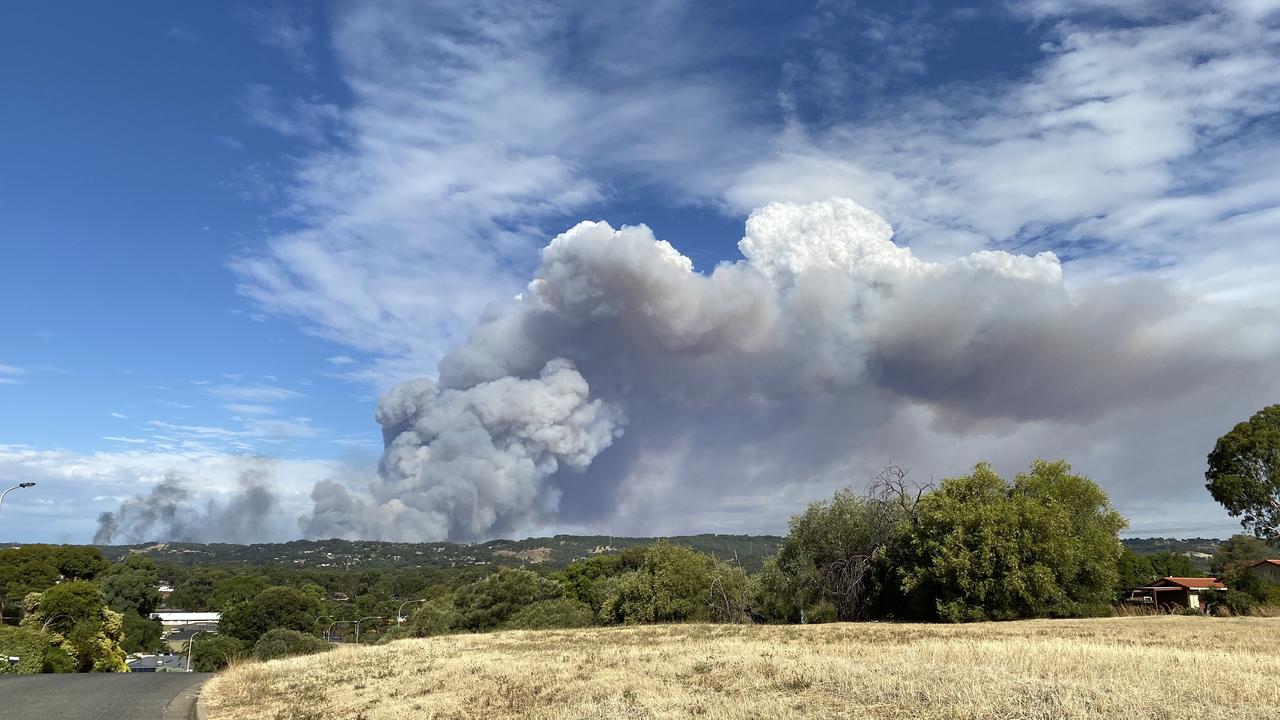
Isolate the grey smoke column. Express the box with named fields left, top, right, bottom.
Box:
left=300, top=198, right=1278, bottom=541
left=94, top=468, right=281, bottom=544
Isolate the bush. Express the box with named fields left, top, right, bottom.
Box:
left=406, top=597, right=462, bottom=637
left=598, top=544, right=719, bottom=625
left=804, top=601, right=838, bottom=624
left=253, top=628, right=330, bottom=661
left=0, top=625, right=56, bottom=674
left=505, top=599, right=594, bottom=630
left=1219, top=589, right=1256, bottom=616
left=452, top=569, right=563, bottom=631
left=190, top=634, right=245, bottom=672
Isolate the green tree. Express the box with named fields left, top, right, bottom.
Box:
left=597, top=543, right=718, bottom=625
left=220, top=586, right=320, bottom=645
left=168, top=575, right=216, bottom=612
left=1206, top=404, right=1280, bottom=540
left=0, top=625, right=72, bottom=674
left=504, top=598, right=595, bottom=630
left=404, top=596, right=461, bottom=637
left=210, top=575, right=268, bottom=611
left=252, top=628, right=330, bottom=661
left=121, top=612, right=163, bottom=654
left=54, top=547, right=110, bottom=581
left=190, top=634, right=245, bottom=672
left=100, top=555, right=161, bottom=617
left=553, top=555, right=624, bottom=612
left=1212, top=534, right=1275, bottom=575
left=760, top=469, right=919, bottom=622
left=901, top=460, right=1127, bottom=622
left=452, top=569, right=562, bottom=631
left=21, top=582, right=128, bottom=672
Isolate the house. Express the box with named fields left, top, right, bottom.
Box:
left=161, top=623, right=220, bottom=653
left=126, top=653, right=187, bottom=672
left=1125, top=577, right=1227, bottom=610
left=1246, top=559, right=1280, bottom=584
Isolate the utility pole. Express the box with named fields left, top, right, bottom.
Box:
left=0, top=482, right=36, bottom=516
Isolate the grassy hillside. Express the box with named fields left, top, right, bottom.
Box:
left=203, top=616, right=1280, bottom=720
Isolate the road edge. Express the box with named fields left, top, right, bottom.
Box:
left=162, top=675, right=210, bottom=720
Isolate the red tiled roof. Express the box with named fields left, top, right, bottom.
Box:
left=1155, top=577, right=1227, bottom=590
left=1249, top=559, right=1280, bottom=568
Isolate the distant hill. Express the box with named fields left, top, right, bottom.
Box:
left=78, top=535, right=1238, bottom=574
left=96, top=533, right=784, bottom=572
left=1120, top=537, right=1223, bottom=556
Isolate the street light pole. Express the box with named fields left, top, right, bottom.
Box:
left=354, top=616, right=381, bottom=645
left=186, top=630, right=216, bottom=672
left=0, top=482, right=36, bottom=516
left=326, top=620, right=355, bottom=643
left=315, top=614, right=334, bottom=637
left=397, top=599, right=427, bottom=625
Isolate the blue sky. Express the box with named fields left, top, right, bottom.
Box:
left=2, top=0, right=1278, bottom=543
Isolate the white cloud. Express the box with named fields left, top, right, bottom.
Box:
left=102, top=436, right=148, bottom=445
left=0, top=363, right=26, bottom=384
left=110, top=412, right=128, bottom=419
left=208, top=382, right=304, bottom=403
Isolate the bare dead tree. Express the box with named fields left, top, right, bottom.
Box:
left=812, top=465, right=935, bottom=620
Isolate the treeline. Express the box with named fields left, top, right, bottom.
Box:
left=6, top=458, right=1280, bottom=674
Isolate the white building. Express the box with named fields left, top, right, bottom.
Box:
left=149, top=611, right=221, bottom=627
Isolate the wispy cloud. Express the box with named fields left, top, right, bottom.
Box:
left=102, top=436, right=149, bottom=445
left=209, top=382, right=304, bottom=403
left=239, top=5, right=316, bottom=74
left=0, top=364, right=24, bottom=384
left=167, top=25, right=200, bottom=43
left=110, top=412, right=129, bottom=419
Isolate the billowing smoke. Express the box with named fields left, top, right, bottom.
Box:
left=94, top=468, right=281, bottom=544
left=299, top=198, right=1277, bottom=541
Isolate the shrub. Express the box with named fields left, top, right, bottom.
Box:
left=505, top=599, right=594, bottom=630
left=406, top=596, right=462, bottom=637
left=253, top=628, right=330, bottom=661
left=452, top=569, right=563, bottom=631
left=0, top=625, right=60, bottom=674
left=191, top=634, right=246, bottom=672
left=598, top=544, right=719, bottom=625
left=804, top=601, right=838, bottom=624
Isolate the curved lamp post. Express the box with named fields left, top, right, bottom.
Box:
left=314, top=614, right=334, bottom=637
left=354, top=616, right=382, bottom=645
left=186, top=630, right=216, bottom=672
left=326, top=620, right=355, bottom=643
left=0, top=483, right=36, bottom=516
left=397, top=599, right=427, bottom=625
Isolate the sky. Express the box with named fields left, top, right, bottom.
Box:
left=1, top=0, right=1278, bottom=543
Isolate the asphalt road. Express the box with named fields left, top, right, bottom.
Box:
left=0, top=673, right=211, bottom=720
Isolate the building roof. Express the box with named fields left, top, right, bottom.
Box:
left=150, top=612, right=221, bottom=623
left=1151, top=577, right=1227, bottom=590
left=1249, top=559, right=1280, bottom=568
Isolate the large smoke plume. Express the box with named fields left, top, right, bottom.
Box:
left=299, top=198, right=1277, bottom=541
left=94, top=468, right=281, bottom=544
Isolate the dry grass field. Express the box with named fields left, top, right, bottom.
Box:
left=202, top=616, right=1280, bottom=720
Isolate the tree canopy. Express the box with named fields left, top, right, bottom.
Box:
left=1206, top=404, right=1280, bottom=540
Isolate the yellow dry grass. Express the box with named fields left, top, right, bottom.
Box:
left=202, top=616, right=1280, bottom=720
